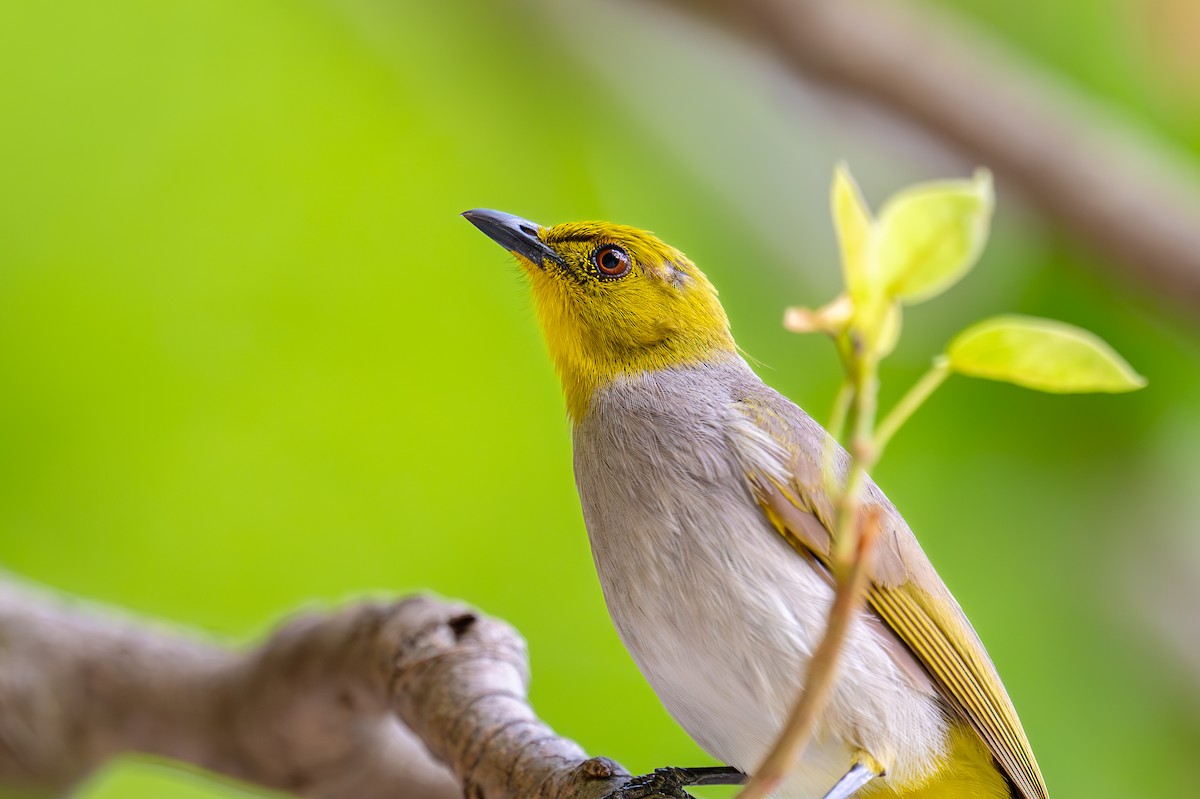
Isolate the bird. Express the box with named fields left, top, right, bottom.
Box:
left=462, top=208, right=1048, bottom=799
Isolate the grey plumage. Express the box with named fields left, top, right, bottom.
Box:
left=573, top=352, right=949, bottom=797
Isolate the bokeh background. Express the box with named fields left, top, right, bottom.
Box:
left=2, top=1, right=1199, bottom=797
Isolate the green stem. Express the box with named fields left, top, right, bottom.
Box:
left=831, top=465, right=866, bottom=568
left=827, top=379, right=854, bottom=445
left=832, top=351, right=879, bottom=566
left=747, top=333, right=884, bottom=798
left=822, top=378, right=856, bottom=502
left=873, top=356, right=951, bottom=456
left=852, top=356, right=878, bottom=463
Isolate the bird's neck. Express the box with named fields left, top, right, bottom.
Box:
left=546, top=329, right=737, bottom=421
left=528, top=278, right=736, bottom=419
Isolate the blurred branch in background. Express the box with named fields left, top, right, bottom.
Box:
left=0, top=578, right=629, bottom=799
left=651, top=0, right=1200, bottom=313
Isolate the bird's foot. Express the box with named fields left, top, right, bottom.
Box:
left=821, top=760, right=882, bottom=799
left=604, top=766, right=748, bottom=799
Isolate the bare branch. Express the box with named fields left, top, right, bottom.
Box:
left=0, top=576, right=631, bottom=799
left=654, top=0, right=1200, bottom=313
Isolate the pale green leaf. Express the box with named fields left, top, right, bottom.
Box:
left=876, top=169, right=994, bottom=304
left=830, top=164, right=895, bottom=355
left=831, top=162, right=873, bottom=304
left=947, top=315, right=1147, bottom=393
left=875, top=301, right=903, bottom=359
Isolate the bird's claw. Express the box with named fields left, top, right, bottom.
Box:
left=603, top=768, right=697, bottom=799
left=604, top=766, right=748, bottom=799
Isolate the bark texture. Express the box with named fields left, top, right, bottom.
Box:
left=0, top=577, right=631, bottom=799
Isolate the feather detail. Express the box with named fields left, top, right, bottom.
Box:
left=729, top=396, right=1049, bottom=799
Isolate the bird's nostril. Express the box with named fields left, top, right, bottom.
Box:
left=520, top=225, right=538, bottom=237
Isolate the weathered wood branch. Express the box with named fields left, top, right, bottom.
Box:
left=0, top=576, right=631, bottom=799
left=654, top=0, right=1200, bottom=313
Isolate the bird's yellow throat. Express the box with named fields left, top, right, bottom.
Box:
left=511, top=219, right=736, bottom=419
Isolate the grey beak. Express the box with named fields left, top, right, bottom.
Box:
left=461, top=209, right=564, bottom=269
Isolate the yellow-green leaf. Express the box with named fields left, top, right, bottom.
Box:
left=947, top=315, right=1147, bottom=393
left=829, top=164, right=895, bottom=355
left=875, top=301, right=903, bottom=359
left=831, top=162, right=873, bottom=304
left=876, top=169, right=994, bottom=304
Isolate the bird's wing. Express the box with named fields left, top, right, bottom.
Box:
left=731, top=395, right=1049, bottom=799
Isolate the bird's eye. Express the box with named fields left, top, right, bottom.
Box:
left=593, top=245, right=631, bottom=278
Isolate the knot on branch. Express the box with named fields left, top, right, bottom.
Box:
left=0, top=580, right=637, bottom=799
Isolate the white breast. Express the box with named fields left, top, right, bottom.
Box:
left=572, top=358, right=949, bottom=796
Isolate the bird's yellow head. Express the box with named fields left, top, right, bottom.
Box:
left=463, top=209, right=735, bottom=419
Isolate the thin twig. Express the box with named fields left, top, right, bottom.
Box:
left=826, top=378, right=855, bottom=447
left=742, top=338, right=884, bottom=798
left=873, top=356, right=952, bottom=453
left=737, top=510, right=881, bottom=799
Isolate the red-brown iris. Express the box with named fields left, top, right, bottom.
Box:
left=594, top=245, right=631, bottom=278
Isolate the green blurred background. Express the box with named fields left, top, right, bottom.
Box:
left=2, top=1, right=1198, bottom=797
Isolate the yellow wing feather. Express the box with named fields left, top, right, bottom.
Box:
left=865, top=584, right=1046, bottom=799
left=739, top=399, right=1048, bottom=799
left=761, top=485, right=1048, bottom=799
